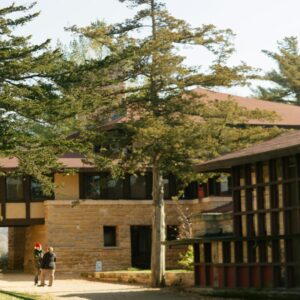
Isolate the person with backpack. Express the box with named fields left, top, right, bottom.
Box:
left=40, top=246, right=56, bottom=287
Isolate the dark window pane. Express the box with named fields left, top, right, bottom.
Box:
left=163, top=178, right=170, bottom=199
left=31, top=179, right=48, bottom=201
left=270, top=185, right=279, bottom=208
left=85, top=174, right=102, bottom=199
left=104, top=226, right=116, bottom=247
left=257, top=187, right=265, bottom=210
left=130, top=175, right=146, bottom=199
left=256, top=162, right=263, bottom=184
left=223, top=242, right=231, bottom=263
left=6, top=177, right=23, bottom=201
left=284, top=182, right=297, bottom=207
left=245, top=164, right=252, bottom=185
left=183, top=181, right=198, bottom=199
left=220, top=176, right=229, bottom=193
left=269, top=159, right=277, bottom=182
left=166, top=225, right=179, bottom=241
left=233, top=166, right=241, bottom=186
left=107, top=178, right=123, bottom=199
left=284, top=156, right=297, bottom=179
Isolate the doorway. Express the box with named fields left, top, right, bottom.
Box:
left=130, top=225, right=151, bottom=269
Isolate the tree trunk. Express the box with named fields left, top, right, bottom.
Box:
left=151, top=165, right=166, bottom=287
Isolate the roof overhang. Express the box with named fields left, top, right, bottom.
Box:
left=196, top=145, right=300, bottom=173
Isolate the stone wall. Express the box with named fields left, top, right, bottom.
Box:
left=22, top=199, right=200, bottom=274
left=8, top=227, right=26, bottom=270
left=84, top=270, right=194, bottom=287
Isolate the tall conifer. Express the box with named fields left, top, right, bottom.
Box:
left=69, top=0, right=282, bottom=286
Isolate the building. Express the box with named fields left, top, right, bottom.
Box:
left=7, top=155, right=199, bottom=273
left=190, top=130, right=300, bottom=289
left=5, top=89, right=300, bottom=274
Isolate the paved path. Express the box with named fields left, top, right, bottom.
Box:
left=0, top=273, right=220, bottom=300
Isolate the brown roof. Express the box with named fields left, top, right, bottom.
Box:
left=196, top=130, right=300, bottom=172
left=3, top=89, right=300, bottom=170
left=194, top=88, right=300, bottom=127
left=0, top=154, right=95, bottom=170
left=202, top=202, right=233, bottom=214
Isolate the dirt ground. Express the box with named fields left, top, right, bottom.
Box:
left=0, top=273, right=219, bottom=300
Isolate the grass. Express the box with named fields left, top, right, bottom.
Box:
left=0, top=291, right=53, bottom=300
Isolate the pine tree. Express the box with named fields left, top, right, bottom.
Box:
left=0, top=2, right=78, bottom=190
left=255, top=36, right=300, bottom=105
left=68, top=0, right=283, bottom=287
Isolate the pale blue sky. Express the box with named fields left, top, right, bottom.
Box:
left=4, top=0, right=300, bottom=96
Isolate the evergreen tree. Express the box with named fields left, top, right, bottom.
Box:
left=255, top=36, right=300, bottom=105
left=68, top=0, right=282, bottom=287
left=0, top=2, right=78, bottom=191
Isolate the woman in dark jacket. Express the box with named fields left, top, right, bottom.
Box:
left=40, top=247, right=56, bottom=287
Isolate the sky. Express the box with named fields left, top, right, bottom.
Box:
left=4, top=0, right=300, bottom=96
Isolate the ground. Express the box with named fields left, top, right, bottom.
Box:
left=0, top=273, right=221, bottom=300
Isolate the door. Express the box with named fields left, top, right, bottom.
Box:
left=130, top=225, right=151, bottom=269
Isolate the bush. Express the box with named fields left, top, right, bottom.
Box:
left=178, top=245, right=194, bottom=271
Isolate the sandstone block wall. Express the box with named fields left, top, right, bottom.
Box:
left=23, top=225, right=48, bottom=272
left=8, top=227, right=26, bottom=270
left=37, top=199, right=200, bottom=273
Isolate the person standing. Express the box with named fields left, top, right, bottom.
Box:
left=33, top=243, right=43, bottom=286
left=40, top=246, right=56, bottom=287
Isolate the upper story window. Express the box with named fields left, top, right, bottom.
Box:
left=6, top=176, right=24, bottom=202
left=283, top=156, right=297, bottom=179
left=163, top=178, right=170, bottom=199
left=166, top=225, right=179, bottom=241
left=220, top=175, right=229, bottom=193
left=31, top=179, right=49, bottom=201
left=79, top=172, right=197, bottom=200
left=205, top=176, right=231, bottom=197
left=130, top=175, right=147, bottom=199
left=80, top=173, right=102, bottom=199
left=107, top=178, right=123, bottom=199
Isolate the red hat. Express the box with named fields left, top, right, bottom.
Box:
left=34, top=243, right=42, bottom=249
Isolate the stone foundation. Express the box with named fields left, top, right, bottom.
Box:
left=84, top=271, right=194, bottom=287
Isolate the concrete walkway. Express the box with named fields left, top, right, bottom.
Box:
left=0, top=273, right=218, bottom=300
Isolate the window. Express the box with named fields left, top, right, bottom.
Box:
left=31, top=179, right=48, bottom=201
left=183, top=181, right=198, bottom=199
left=130, top=175, right=146, bottom=199
left=163, top=178, right=170, bottom=199
left=80, top=173, right=103, bottom=199
left=103, top=226, right=117, bottom=247
left=6, top=177, right=24, bottom=201
left=222, top=242, right=231, bottom=263
left=283, top=156, right=297, bottom=179
left=220, top=176, right=229, bottom=193
left=107, top=178, right=123, bottom=199
left=166, top=225, right=179, bottom=241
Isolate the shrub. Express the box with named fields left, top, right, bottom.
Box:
left=178, top=245, right=194, bottom=271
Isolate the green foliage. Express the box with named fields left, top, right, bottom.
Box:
left=178, top=245, right=194, bottom=271
left=63, top=0, right=284, bottom=287
left=0, top=2, right=82, bottom=191
left=0, top=291, right=43, bottom=300
left=66, top=0, right=279, bottom=182
left=255, top=36, right=300, bottom=105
